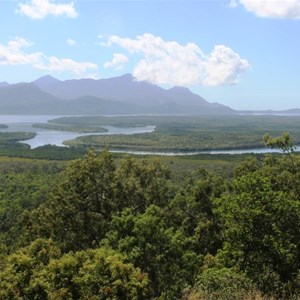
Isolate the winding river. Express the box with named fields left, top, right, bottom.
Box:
left=0, top=115, right=155, bottom=149
left=0, top=115, right=299, bottom=155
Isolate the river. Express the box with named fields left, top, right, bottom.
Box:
left=0, top=115, right=155, bottom=149
left=0, top=115, right=299, bottom=155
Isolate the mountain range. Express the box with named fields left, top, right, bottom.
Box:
left=1, top=74, right=232, bottom=115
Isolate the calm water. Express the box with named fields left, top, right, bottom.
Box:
left=0, top=115, right=155, bottom=149
left=0, top=115, right=299, bottom=155
left=111, top=147, right=300, bottom=156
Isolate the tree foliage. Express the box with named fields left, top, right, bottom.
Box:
left=105, top=205, right=200, bottom=298
left=1, top=135, right=300, bottom=299
left=215, top=171, right=300, bottom=294
left=0, top=240, right=149, bottom=300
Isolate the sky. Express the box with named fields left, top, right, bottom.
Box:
left=0, top=0, right=300, bottom=110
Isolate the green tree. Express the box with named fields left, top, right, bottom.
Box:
left=42, top=247, right=149, bottom=300
left=35, top=149, right=116, bottom=251
left=105, top=205, right=200, bottom=299
left=263, top=132, right=297, bottom=168
left=167, top=168, right=224, bottom=255
left=0, top=241, right=149, bottom=300
left=0, top=165, right=58, bottom=251
left=263, top=132, right=295, bottom=154
left=194, top=258, right=254, bottom=300
left=215, top=171, right=300, bottom=295
left=0, top=238, right=60, bottom=300
left=234, top=156, right=260, bottom=177
left=113, top=157, right=173, bottom=213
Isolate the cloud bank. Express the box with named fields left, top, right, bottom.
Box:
left=233, top=0, right=300, bottom=19
left=16, top=0, right=78, bottom=19
left=103, top=33, right=250, bottom=87
left=0, top=37, right=97, bottom=77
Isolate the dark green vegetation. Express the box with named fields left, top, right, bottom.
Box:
left=0, top=127, right=85, bottom=161
left=0, top=144, right=87, bottom=161
left=51, top=115, right=300, bottom=152
left=0, top=128, right=35, bottom=155
left=0, top=133, right=300, bottom=299
left=0, top=157, right=65, bottom=249
left=0, top=130, right=246, bottom=177
left=0, top=131, right=35, bottom=143
left=32, top=123, right=108, bottom=133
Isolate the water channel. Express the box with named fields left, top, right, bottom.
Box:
left=0, top=115, right=299, bottom=155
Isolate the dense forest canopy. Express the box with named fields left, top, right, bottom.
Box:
left=0, top=133, right=300, bottom=299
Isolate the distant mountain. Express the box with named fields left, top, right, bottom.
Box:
left=0, top=83, right=60, bottom=107
left=0, top=82, right=10, bottom=88
left=282, top=108, right=300, bottom=114
left=0, top=83, right=63, bottom=114
left=0, top=74, right=235, bottom=115
left=0, top=83, right=141, bottom=115
left=33, top=74, right=234, bottom=113
left=33, top=75, right=61, bottom=90
left=60, top=96, right=145, bottom=115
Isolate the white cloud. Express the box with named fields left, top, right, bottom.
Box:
left=202, top=45, right=250, bottom=86
left=16, top=0, right=78, bottom=19
left=67, top=38, right=76, bottom=46
left=104, top=53, right=128, bottom=70
left=0, top=37, right=98, bottom=77
left=36, top=57, right=98, bottom=76
left=234, top=0, right=300, bottom=19
left=7, top=37, right=32, bottom=51
left=103, top=33, right=250, bottom=87
left=0, top=37, right=43, bottom=65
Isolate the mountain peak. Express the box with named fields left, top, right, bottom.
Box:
left=118, top=73, right=134, bottom=80
left=0, top=82, right=10, bottom=88
left=105, top=73, right=135, bottom=83
left=0, top=74, right=236, bottom=115
left=33, top=75, right=61, bottom=88
left=35, top=74, right=59, bottom=81
left=168, top=86, right=191, bottom=93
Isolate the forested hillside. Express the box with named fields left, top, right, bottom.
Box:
left=0, top=134, right=300, bottom=299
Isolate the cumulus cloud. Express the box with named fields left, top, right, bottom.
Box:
left=16, top=0, right=78, bottom=19
left=0, top=37, right=97, bottom=77
left=234, top=0, right=300, bottom=19
left=104, top=53, right=128, bottom=70
left=0, top=37, right=43, bottom=65
left=202, top=45, right=250, bottom=86
left=103, top=33, right=250, bottom=87
left=36, top=57, right=97, bottom=76
left=7, top=37, right=32, bottom=51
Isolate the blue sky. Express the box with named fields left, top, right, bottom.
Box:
left=0, top=0, right=300, bottom=110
